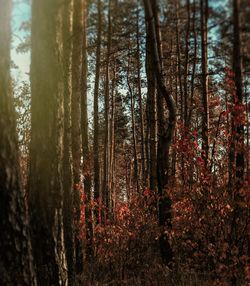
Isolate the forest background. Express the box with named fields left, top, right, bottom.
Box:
left=0, top=0, right=249, bottom=285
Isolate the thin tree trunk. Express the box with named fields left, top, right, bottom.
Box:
left=93, top=0, right=102, bottom=224
left=72, top=0, right=84, bottom=274
left=127, top=56, right=139, bottom=192
left=102, top=0, right=111, bottom=219
left=175, top=0, right=184, bottom=122
left=230, top=2, right=245, bottom=283
left=145, top=17, right=157, bottom=191
left=200, top=0, right=209, bottom=168
left=62, top=0, right=76, bottom=284
left=109, top=65, right=116, bottom=216
left=232, top=0, right=245, bottom=187
left=184, top=0, right=190, bottom=125
left=136, top=1, right=146, bottom=185
left=188, top=0, right=197, bottom=127
left=81, top=0, right=93, bottom=261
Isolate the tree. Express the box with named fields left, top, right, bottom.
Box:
left=200, top=0, right=209, bottom=169
left=82, top=0, right=93, bottom=261
left=62, top=0, right=76, bottom=284
left=102, top=0, right=112, bottom=218
left=144, top=0, right=177, bottom=265
left=29, top=0, right=67, bottom=284
left=0, top=0, right=36, bottom=284
left=93, top=0, right=102, bottom=224
left=71, top=0, right=84, bottom=274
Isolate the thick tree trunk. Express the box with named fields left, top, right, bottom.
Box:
left=0, top=1, right=36, bottom=284
left=29, top=0, right=67, bottom=284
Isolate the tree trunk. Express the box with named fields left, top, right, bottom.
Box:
left=200, top=0, right=209, bottom=168
left=145, top=16, right=157, bottom=191
left=81, top=0, right=93, bottom=261
left=109, top=65, right=116, bottom=216
left=72, top=0, right=84, bottom=274
left=232, top=0, right=245, bottom=187
left=29, top=0, right=67, bottom=284
left=127, top=55, right=139, bottom=193
left=62, top=0, right=76, bottom=284
left=144, top=0, right=177, bottom=266
left=136, top=2, right=146, bottom=185
left=102, top=0, right=112, bottom=220
left=93, top=0, right=102, bottom=224
left=0, top=1, right=36, bottom=284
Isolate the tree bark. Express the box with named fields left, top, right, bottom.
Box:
left=144, top=0, right=177, bottom=266
left=145, top=15, right=157, bottom=191
left=81, top=0, right=93, bottom=260
left=0, top=1, right=36, bottom=284
left=62, top=0, right=76, bottom=284
left=200, top=0, right=209, bottom=168
left=102, top=0, right=112, bottom=219
left=136, top=2, right=146, bottom=185
left=29, top=0, right=67, bottom=284
left=71, top=0, right=84, bottom=274
left=93, top=0, right=102, bottom=224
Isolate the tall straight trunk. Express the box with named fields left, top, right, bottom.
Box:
left=184, top=0, right=190, bottom=125
left=109, top=65, right=116, bottom=215
left=81, top=0, right=93, bottom=260
left=145, top=19, right=157, bottom=191
left=175, top=0, right=184, bottom=122
left=127, top=56, right=139, bottom=192
left=232, top=0, right=244, bottom=187
left=229, top=3, right=245, bottom=283
left=102, top=0, right=111, bottom=218
left=200, top=0, right=209, bottom=168
left=144, top=0, right=177, bottom=265
left=188, top=0, right=197, bottom=127
left=62, top=0, right=75, bottom=284
left=0, top=1, right=36, bottom=284
left=29, top=0, right=67, bottom=284
left=93, top=0, right=102, bottom=224
left=72, top=0, right=84, bottom=274
left=136, top=2, right=146, bottom=184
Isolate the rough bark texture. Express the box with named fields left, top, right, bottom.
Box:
left=71, top=0, right=84, bottom=275
left=62, top=0, right=76, bottom=284
left=0, top=1, right=36, bottom=284
left=29, top=0, right=67, bottom=284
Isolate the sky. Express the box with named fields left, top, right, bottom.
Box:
left=11, top=1, right=31, bottom=82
